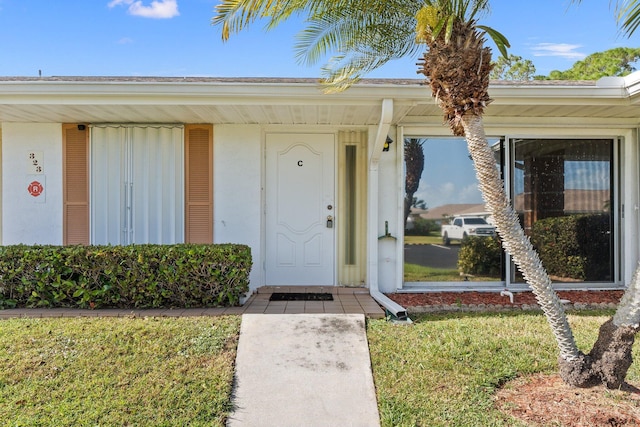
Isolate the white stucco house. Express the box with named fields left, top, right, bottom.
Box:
left=1, top=74, right=639, bottom=313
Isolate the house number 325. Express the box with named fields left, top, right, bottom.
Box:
left=27, top=151, right=44, bottom=174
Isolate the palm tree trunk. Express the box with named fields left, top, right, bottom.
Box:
left=404, top=195, right=414, bottom=230
left=460, top=114, right=581, bottom=362
left=462, top=113, right=640, bottom=388
left=582, top=263, right=640, bottom=388
left=613, top=262, right=640, bottom=327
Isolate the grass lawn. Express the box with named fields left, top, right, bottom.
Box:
left=404, top=263, right=499, bottom=282
left=3, top=311, right=639, bottom=426
left=404, top=263, right=461, bottom=282
left=367, top=310, right=640, bottom=427
left=0, top=316, right=241, bottom=427
left=404, top=235, right=443, bottom=245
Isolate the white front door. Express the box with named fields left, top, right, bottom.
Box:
left=265, top=133, right=335, bottom=285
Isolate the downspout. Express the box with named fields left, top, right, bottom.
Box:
left=500, top=289, right=514, bottom=304
left=368, top=98, right=409, bottom=321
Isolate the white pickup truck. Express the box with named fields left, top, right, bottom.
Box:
left=441, top=216, right=496, bottom=245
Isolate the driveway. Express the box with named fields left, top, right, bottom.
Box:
left=404, top=243, right=460, bottom=269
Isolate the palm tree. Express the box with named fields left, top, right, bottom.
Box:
left=404, top=138, right=425, bottom=229
left=213, top=0, right=638, bottom=388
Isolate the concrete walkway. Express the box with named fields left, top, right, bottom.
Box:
left=227, top=313, right=381, bottom=427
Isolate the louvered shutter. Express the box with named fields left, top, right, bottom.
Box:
left=185, top=125, right=213, bottom=243
left=63, top=124, right=89, bottom=245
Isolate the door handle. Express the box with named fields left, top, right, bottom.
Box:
left=326, top=215, right=333, bottom=228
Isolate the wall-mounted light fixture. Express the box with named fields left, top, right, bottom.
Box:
left=383, top=135, right=393, bottom=152
left=77, top=124, right=86, bottom=131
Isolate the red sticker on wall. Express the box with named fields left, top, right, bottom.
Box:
left=28, top=181, right=43, bottom=197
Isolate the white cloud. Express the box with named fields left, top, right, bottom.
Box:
left=459, top=183, right=483, bottom=203
left=565, top=161, right=610, bottom=190
left=417, top=181, right=483, bottom=209
left=117, top=37, right=134, bottom=44
left=108, top=0, right=179, bottom=19
left=531, top=43, right=586, bottom=60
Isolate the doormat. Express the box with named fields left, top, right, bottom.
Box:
left=269, top=292, right=334, bottom=301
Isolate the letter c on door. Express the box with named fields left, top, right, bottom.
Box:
left=298, top=160, right=303, bottom=167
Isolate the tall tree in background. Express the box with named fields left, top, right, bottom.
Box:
left=214, top=0, right=640, bottom=388
left=404, top=138, right=425, bottom=229
left=490, top=54, right=536, bottom=80
left=546, top=47, right=640, bottom=80
left=490, top=48, right=640, bottom=81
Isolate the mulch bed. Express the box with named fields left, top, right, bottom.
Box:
left=495, top=373, right=640, bottom=426
left=387, top=290, right=624, bottom=312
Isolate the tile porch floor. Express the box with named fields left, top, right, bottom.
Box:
left=241, top=286, right=385, bottom=318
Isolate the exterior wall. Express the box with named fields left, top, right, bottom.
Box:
left=1, top=118, right=634, bottom=294
left=617, top=128, right=638, bottom=286
left=371, top=125, right=402, bottom=293
left=2, top=123, right=63, bottom=245
left=213, top=124, right=263, bottom=291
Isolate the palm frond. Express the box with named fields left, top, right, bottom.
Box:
left=476, top=25, right=510, bottom=58
left=444, top=15, right=455, bottom=43
left=213, top=0, right=276, bottom=41
left=616, top=0, right=640, bottom=37
left=213, top=0, right=350, bottom=41
left=296, top=8, right=419, bottom=67
left=415, top=0, right=505, bottom=56
left=319, top=52, right=397, bottom=93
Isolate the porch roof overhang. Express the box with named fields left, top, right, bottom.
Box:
left=0, top=74, right=640, bottom=128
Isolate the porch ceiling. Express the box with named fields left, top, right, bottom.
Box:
left=0, top=76, right=639, bottom=127
left=0, top=103, right=417, bottom=126
left=3, top=102, right=640, bottom=127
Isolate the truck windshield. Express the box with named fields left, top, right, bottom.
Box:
left=465, top=218, right=487, bottom=225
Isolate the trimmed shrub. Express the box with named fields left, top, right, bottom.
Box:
left=0, top=244, right=251, bottom=309
left=531, top=214, right=611, bottom=281
left=406, top=217, right=440, bottom=236
left=457, top=236, right=502, bottom=276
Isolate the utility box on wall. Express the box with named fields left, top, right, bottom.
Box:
left=378, top=226, right=397, bottom=293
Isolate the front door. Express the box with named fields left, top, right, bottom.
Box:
left=265, top=133, right=335, bottom=285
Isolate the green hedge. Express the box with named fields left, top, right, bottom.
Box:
left=457, top=236, right=502, bottom=276
left=405, top=217, right=440, bottom=236
left=531, top=214, right=611, bottom=281
left=0, top=244, right=251, bottom=309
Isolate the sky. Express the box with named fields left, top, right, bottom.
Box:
left=416, top=138, right=484, bottom=209
left=0, top=0, right=638, bottom=78
left=0, top=1, right=629, bottom=209
left=415, top=138, right=612, bottom=212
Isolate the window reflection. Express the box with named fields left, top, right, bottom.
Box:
left=404, top=137, right=503, bottom=283
left=513, top=139, right=613, bottom=282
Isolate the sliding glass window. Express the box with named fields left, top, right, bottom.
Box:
left=512, top=138, right=615, bottom=283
